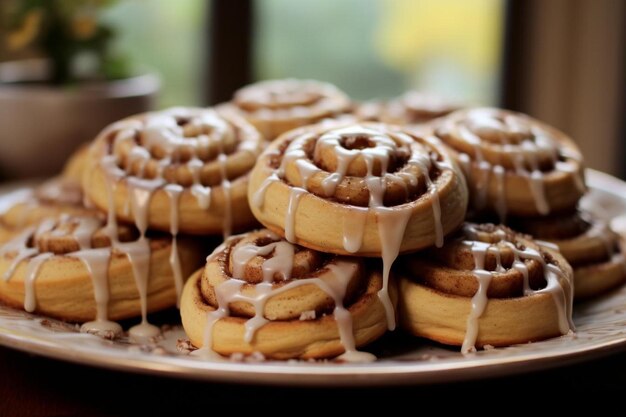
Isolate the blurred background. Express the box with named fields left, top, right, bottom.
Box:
left=0, top=0, right=623, bottom=180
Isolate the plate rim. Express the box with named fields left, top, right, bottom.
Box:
left=1, top=320, right=626, bottom=386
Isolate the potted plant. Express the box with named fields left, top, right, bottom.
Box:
left=0, top=0, right=159, bottom=179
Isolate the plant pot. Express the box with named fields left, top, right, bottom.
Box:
left=0, top=61, right=160, bottom=179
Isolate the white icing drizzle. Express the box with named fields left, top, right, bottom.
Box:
left=191, top=184, right=211, bottom=210
left=418, top=154, right=445, bottom=248
left=541, top=263, right=574, bottom=334
left=4, top=112, right=252, bottom=338
left=375, top=207, right=411, bottom=330
left=534, top=213, right=625, bottom=277
left=252, top=173, right=279, bottom=209
left=23, top=253, right=53, bottom=312
left=100, top=157, right=160, bottom=338
left=534, top=240, right=560, bottom=252
left=0, top=227, right=38, bottom=281
left=0, top=210, right=120, bottom=337
left=198, top=279, right=243, bottom=360
left=120, top=176, right=161, bottom=341
left=189, top=157, right=212, bottom=210
left=63, top=210, right=123, bottom=336
left=443, top=109, right=583, bottom=221
left=73, top=248, right=122, bottom=336
left=122, top=237, right=160, bottom=341
left=529, top=170, right=549, bottom=215
left=218, top=154, right=233, bottom=239
left=259, top=242, right=294, bottom=283
left=462, top=241, right=493, bottom=353
left=285, top=187, right=306, bottom=243
left=164, top=184, right=184, bottom=307
left=102, top=159, right=121, bottom=241
left=94, top=108, right=258, bottom=339
left=253, top=124, right=451, bottom=330
left=614, top=252, right=626, bottom=276
left=590, top=218, right=618, bottom=258
left=342, top=208, right=368, bottom=254
left=577, top=215, right=626, bottom=273
left=102, top=107, right=257, bottom=240
left=493, top=165, right=507, bottom=222
left=325, top=262, right=377, bottom=362
left=460, top=224, right=574, bottom=354
left=198, top=235, right=375, bottom=362
left=234, top=79, right=351, bottom=121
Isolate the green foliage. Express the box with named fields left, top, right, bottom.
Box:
left=3, top=0, right=131, bottom=84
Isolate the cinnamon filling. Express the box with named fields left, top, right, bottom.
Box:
left=510, top=211, right=621, bottom=267
left=196, top=229, right=376, bottom=362
left=401, top=223, right=574, bottom=353
left=275, top=127, right=443, bottom=207
left=202, top=232, right=363, bottom=319
left=509, top=211, right=590, bottom=240
left=233, top=80, right=342, bottom=113
left=109, top=109, right=254, bottom=188
left=405, top=226, right=549, bottom=298
left=236, top=90, right=323, bottom=111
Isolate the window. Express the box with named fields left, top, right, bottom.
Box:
left=104, top=0, right=206, bottom=107
left=254, top=0, right=505, bottom=104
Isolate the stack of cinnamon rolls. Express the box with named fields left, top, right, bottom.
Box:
left=0, top=79, right=623, bottom=359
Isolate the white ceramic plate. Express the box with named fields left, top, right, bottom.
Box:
left=1, top=169, right=626, bottom=386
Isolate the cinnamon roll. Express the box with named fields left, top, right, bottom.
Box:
left=1, top=145, right=91, bottom=237
left=398, top=223, right=574, bottom=352
left=509, top=210, right=626, bottom=300
left=0, top=208, right=205, bottom=338
left=82, top=107, right=263, bottom=238
left=61, top=144, right=89, bottom=183
left=222, top=79, right=353, bottom=140
left=0, top=179, right=87, bottom=239
left=180, top=229, right=391, bottom=361
left=248, top=121, right=468, bottom=329
left=0, top=174, right=206, bottom=338
left=356, top=91, right=461, bottom=124
left=434, top=108, right=585, bottom=221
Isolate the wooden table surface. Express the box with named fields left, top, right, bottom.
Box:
left=1, top=345, right=625, bottom=416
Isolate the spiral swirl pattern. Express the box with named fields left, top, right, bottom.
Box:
left=357, top=91, right=461, bottom=124
left=0, top=180, right=89, bottom=241
left=510, top=210, right=626, bottom=299
left=226, top=79, right=353, bottom=140
left=0, top=190, right=204, bottom=338
left=180, top=229, right=388, bottom=361
left=83, top=107, right=263, bottom=236
left=399, top=223, right=574, bottom=352
left=249, top=121, right=468, bottom=330
left=435, top=108, right=585, bottom=219
left=250, top=121, right=467, bottom=255
left=0, top=212, right=135, bottom=325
